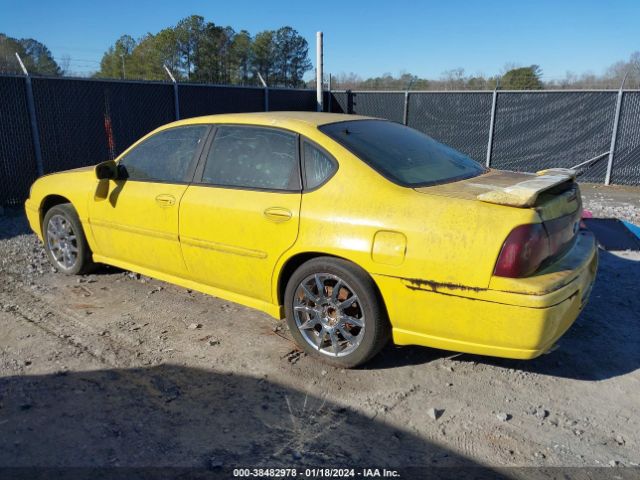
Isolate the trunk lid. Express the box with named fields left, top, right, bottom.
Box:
left=474, top=168, right=576, bottom=208
left=414, top=169, right=575, bottom=205
left=414, top=168, right=581, bottom=218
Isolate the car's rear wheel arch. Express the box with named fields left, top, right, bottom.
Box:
left=282, top=254, right=391, bottom=367
left=277, top=252, right=387, bottom=312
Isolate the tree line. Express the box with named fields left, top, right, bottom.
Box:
left=97, top=15, right=312, bottom=87
left=327, top=66, right=546, bottom=90
left=331, top=53, right=640, bottom=91
left=0, top=33, right=61, bottom=75
left=2, top=26, right=638, bottom=91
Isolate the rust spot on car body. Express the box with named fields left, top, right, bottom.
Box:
left=396, top=276, right=488, bottom=293
left=402, top=275, right=574, bottom=297
left=380, top=273, right=568, bottom=298
left=405, top=279, right=487, bottom=293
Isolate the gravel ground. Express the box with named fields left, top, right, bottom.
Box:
left=0, top=185, right=639, bottom=475
left=581, top=183, right=640, bottom=224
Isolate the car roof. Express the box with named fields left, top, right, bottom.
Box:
left=163, top=111, right=376, bottom=131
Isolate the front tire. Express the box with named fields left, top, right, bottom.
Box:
left=42, top=203, right=96, bottom=275
left=284, top=257, right=390, bottom=368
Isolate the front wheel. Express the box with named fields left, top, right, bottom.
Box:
left=284, top=257, right=390, bottom=368
left=42, top=203, right=96, bottom=275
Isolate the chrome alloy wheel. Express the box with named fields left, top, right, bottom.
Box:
left=46, top=214, right=79, bottom=270
left=293, top=273, right=365, bottom=357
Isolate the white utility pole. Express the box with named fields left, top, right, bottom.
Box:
left=164, top=65, right=180, bottom=120
left=15, top=52, right=28, bottom=75
left=15, top=52, right=44, bottom=176
left=256, top=71, right=269, bottom=111
left=316, top=31, right=323, bottom=112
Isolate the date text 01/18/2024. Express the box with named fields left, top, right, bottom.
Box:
left=232, top=468, right=401, bottom=478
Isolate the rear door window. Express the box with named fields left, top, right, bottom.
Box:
left=302, top=141, right=337, bottom=189
left=202, top=126, right=300, bottom=191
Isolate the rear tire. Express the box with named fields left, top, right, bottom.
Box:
left=284, top=257, right=390, bottom=368
left=42, top=203, right=96, bottom=275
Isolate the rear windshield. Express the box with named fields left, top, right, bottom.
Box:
left=319, top=119, right=486, bottom=187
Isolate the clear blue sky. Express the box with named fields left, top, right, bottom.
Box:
left=2, top=0, right=639, bottom=80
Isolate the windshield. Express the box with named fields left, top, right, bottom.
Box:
left=319, top=119, right=486, bottom=187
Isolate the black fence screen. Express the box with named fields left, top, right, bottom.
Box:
left=0, top=76, right=37, bottom=206
left=178, top=84, right=265, bottom=119
left=0, top=76, right=317, bottom=205
left=2, top=75, right=640, bottom=206
left=328, top=89, right=640, bottom=187
left=31, top=78, right=176, bottom=174
left=269, top=88, right=317, bottom=111
left=408, top=92, right=492, bottom=162
left=490, top=91, right=617, bottom=184
left=345, top=92, right=406, bottom=124
left=329, top=92, right=350, bottom=114
left=611, top=92, right=640, bottom=186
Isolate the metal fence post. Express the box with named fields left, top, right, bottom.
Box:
left=485, top=89, right=498, bottom=167
left=163, top=65, right=180, bottom=120
left=403, top=91, right=410, bottom=125
left=605, top=87, right=625, bottom=185
left=173, top=83, right=180, bottom=120
left=15, top=53, right=44, bottom=177
left=328, top=74, right=332, bottom=113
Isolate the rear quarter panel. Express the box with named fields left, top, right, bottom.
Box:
left=278, top=130, right=539, bottom=292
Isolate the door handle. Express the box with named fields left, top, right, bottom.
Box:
left=263, top=207, right=293, bottom=222
left=155, top=194, right=176, bottom=207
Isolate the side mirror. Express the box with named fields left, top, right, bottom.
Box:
left=95, top=160, right=118, bottom=180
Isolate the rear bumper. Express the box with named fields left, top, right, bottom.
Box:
left=374, top=231, right=598, bottom=359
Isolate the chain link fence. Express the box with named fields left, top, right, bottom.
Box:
left=408, top=92, right=493, bottom=162
left=269, top=87, right=319, bottom=111
left=490, top=91, right=617, bottom=184
left=328, top=89, right=640, bottom=187
left=611, top=92, right=640, bottom=185
left=0, top=75, right=37, bottom=207
left=31, top=77, right=176, bottom=174
left=0, top=75, right=316, bottom=205
left=2, top=74, right=640, bottom=206
left=178, top=84, right=265, bottom=118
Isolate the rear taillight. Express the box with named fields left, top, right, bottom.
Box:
left=495, top=213, right=580, bottom=278
left=493, top=223, right=550, bottom=278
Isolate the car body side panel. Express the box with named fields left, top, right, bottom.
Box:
left=179, top=185, right=301, bottom=303
left=23, top=112, right=599, bottom=362
left=271, top=133, right=538, bottom=299
left=88, top=180, right=190, bottom=278
left=90, top=251, right=282, bottom=319
left=378, top=232, right=597, bottom=359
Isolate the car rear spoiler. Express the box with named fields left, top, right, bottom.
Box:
left=477, top=168, right=576, bottom=208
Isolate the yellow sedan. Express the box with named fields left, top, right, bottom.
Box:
left=25, top=112, right=598, bottom=367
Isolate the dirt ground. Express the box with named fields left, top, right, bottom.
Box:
left=0, top=184, right=639, bottom=475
